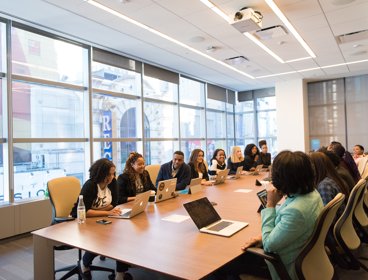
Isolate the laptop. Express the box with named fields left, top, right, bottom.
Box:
left=211, top=169, right=230, bottom=185
left=228, top=166, right=243, bottom=179
left=188, top=178, right=202, bottom=194
left=155, top=178, right=177, bottom=203
left=109, top=190, right=151, bottom=219
left=183, top=197, right=248, bottom=237
left=249, top=164, right=264, bottom=175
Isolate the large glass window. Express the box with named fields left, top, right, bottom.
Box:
left=11, top=26, right=88, bottom=201
left=308, top=79, right=346, bottom=150
left=308, top=75, right=368, bottom=152
left=235, top=88, right=276, bottom=156
left=0, top=22, right=5, bottom=204
left=12, top=27, right=87, bottom=86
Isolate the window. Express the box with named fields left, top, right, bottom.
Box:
left=308, top=75, right=368, bottom=151
left=0, top=22, right=5, bottom=204
left=235, top=88, right=276, bottom=155
left=92, top=50, right=143, bottom=171
left=11, top=26, right=88, bottom=201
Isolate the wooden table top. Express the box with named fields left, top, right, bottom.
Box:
left=33, top=173, right=267, bottom=279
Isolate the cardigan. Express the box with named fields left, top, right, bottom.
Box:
left=208, top=159, right=226, bottom=176
left=261, top=190, right=323, bottom=280
left=155, top=161, right=191, bottom=191
left=188, top=162, right=209, bottom=181
left=117, top=170, right=156, bottom=204
left=70, top=178, right=119, bottom=218
left=226, top=158, right=244, bottom=175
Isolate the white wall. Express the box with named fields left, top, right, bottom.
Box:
left=275, top=79, right=310, bottom=152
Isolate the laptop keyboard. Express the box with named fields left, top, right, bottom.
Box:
left=207, top=221, right=233, bottom=231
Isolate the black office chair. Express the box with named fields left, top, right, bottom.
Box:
left=48, top=176, right=115, bottom=280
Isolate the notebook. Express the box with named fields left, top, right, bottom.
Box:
left=228, top=166, right=243, bottom=179
left=211, top=169, right=230, bottom=185
left=183, top=197, right=248, bottom=237
left=109, top=190, right=151, bottom=219
left=155, top=178, right=177, bottom=203
left=188, top=178, right=202, bottom=194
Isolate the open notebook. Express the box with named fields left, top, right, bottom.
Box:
left=183, top=197, right=248, bottom=237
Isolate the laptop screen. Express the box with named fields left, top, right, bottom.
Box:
left=183, top=197, right=221, bottom=229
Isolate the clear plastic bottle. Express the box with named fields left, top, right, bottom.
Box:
left=77, top=195, right=86, bottom=224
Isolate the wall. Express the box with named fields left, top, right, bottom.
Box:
left=0, top=199, right=52, bottom=239
left=275, top=79, right=309, bottom=152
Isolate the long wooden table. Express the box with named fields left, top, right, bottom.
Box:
left=33, top=173, right=267, bottom=279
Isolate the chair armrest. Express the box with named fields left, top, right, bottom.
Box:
left=246, top=247, right=291, bottom=280
left=54, top=216, right=75, bottom=223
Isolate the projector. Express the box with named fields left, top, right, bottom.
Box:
left=230, top=8, right=262, bottom=33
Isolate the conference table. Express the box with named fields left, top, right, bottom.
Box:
left=33, top=172, right=268, bottom=279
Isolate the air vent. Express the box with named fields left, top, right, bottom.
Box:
left=255, top=25, right=288, bottom=40
left=337, top=29, right=368, bottom=44
left=224, top=56, right=249, bottom=65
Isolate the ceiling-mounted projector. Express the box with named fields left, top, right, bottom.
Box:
left=230, top=8, right=262, bottom=33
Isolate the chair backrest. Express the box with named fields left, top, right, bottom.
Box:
left=295, top=193, right=345, bottom=280
left=353, top=176, right=368, bottom=227
left=145, top=164, right=161, bottom=184
left=334, top=178, right=367, bottom=251
left=47, top=176, right=81, bottom=222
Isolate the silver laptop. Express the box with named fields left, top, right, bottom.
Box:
left=228, top=166, right=243, bottom=179
left=249, top=164, right=264, bottom=175
left=211, top=169, right=229, bottom=185
left=188, top=178, right=202, bottom=194
left=155, top=178, right=177, bottom=203
left=183, top=197, right=248, bottom=237
left=109, top=190, right=151, bottom=219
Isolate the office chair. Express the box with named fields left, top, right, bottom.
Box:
left=48, top=176, right=115, bottom=280
left=145, top=164, right=161, bottom=185
left=353, top=176, right=368, bottom=242
left=246, top=192, right=345, bottom=280
left=333, top=177, right=368, bottom=272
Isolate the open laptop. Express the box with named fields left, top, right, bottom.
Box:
left=188, top=178, right=202, bottom=194
left=211, top=169, right=229, bottom=185
left=228, top=166, right=243, bottom=179
left=155, top=178, right=177, bottom=203
left=109, top=190, right=151, bottom=219
left=183, top=197, right=248, bottom=237
left=249, top=164, right=264, bottom=175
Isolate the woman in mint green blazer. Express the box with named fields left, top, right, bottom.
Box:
left=242, top=151, right=323, bottom=279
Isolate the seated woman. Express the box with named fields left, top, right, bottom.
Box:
left=227, top=146, right=245, bottom=175
left=243, top=143, right=259, bottom=171
left=70, top=158, right=132, bottom=280
left=257, top=140, right=271, bottom=168
left=188, top=149, right=212, bottom=186
left=208, top=148, right=226, bottom=176
left=215, top=151, right=323, bottom=280
left=328, top=141, right=361, bottom=183
left=117, top=152, right=156, bottom=204
left=353, top=144, right=365, bottom=166
left=309, top=152, right=349, bottom=207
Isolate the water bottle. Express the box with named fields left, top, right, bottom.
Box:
left=77, top=195, right=86, bottom=224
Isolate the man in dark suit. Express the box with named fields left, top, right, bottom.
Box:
left=156, top=151, right=191, bottom=191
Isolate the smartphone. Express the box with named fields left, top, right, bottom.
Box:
left=96, top=219, right=112, bottom=225
left=256, top=189, right=268, bottom=208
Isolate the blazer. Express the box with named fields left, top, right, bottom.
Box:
left=155, top=161, right=191, bottom=191
left=261, top=189, right=323, bottom=280
left=70, top=178, right=119, bottom=218
left=257, top=152, right=271, bottom=168
left=243, top=155, right=258, bottom=171
left=188, top=162, right=209, bottom=181
left=117, top=171, right=156, bottom=204
left=226, top=158, right=244, bottom=175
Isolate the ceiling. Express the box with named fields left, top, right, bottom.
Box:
left=1, top=0, right=368, bottom=91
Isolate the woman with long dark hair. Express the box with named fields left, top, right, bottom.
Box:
left=117, top=152, right=156, bottom=204
left=188, top=148, right=212, bottom=186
